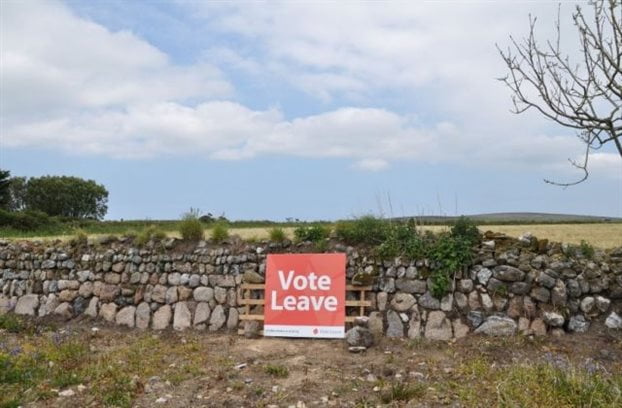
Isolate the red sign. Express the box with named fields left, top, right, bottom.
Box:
left=264, top=253, right=346, bottom=338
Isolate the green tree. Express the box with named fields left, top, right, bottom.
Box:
left=0, top=170, right=10, bottom=209
left=7, top=177, right=27, bottom=211
left=25, top=176, right=108, bottom=219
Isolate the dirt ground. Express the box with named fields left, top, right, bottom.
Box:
left=2, top=317, right=621, bottom=408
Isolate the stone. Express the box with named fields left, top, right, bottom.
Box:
left=58, top=290, right=78, bottom=303
left=595, top=296, right=611, bottom=313
left=165, top=287, right=178, bottom=304
left=178, top=286, right=193, bottom=301
left=494, top=265, right=525, bottom=282
left=454, top=292, right=468, bottom=310
left=173, top=302, right=192, bottom=331
left=354, top=316, right=369, bottom=327
left=243, top=270, right=264, bottom=283
left=580, top=297, right=595, bottom=314
left=168, top=273, right=181, bottom=286
left=243, top=321, right=261, bottom=338
left=605, top=312, right=622, bottom=329
left=151, top=285, right=167, bottom=303
left=551, top=280, right=567, bottom=306
left=530, top=318, right=547, bottom=336
left=390, top=293, right=416, bottom=312
left=407, top=310, right=421, bottom=338
left=537, top=272, right=556, bottom=289
left=531, top=287, right=551, bottom=303
left=452, top=319, right=470, bottom=339
left=15, top=294, right=39, bottom=316
left=116, top=306, right=136, bottom=328
left=104, top=273, right=121, bottom=284
left=209, top=305, right=226, bottom=331
left=152, top=305, right=172, bottom=330
left=506, top=297, right=523, bottom=319
left=99, top=284, right=120, bottom=303
left=376, top=292, right=388, bottom=311
left=543, top=311, right=564, bottom=327
left=78, top=282, right=93, bottom=298
left=39, top=294, right=59, bottom=317
left=345, top=326, right=374, bottom=347
left=458, top=279, right=473, bottom=293
left=136, top=302, right=151, bottom=329
left=368, top=311, right=384, bottom=339
left=568, top=315, right=589, bottom=333
left=467, top=311, right=484, bottom=328
left=518, top=317, right=530, bottom=334
left=54, top=302, right=73, bottom=319
left=193, top=302, right=211, bottom=327
left=418, top=292, right=440, bottom=310
left=477, top=268, right=493, bottom=285
left=227, top=307, right=239, bottom=329
left=481, top=293, right=494, bottom=312
left=510, top=282, right=531, bottom=295
left=0, top=296, right=11, bottom=315
left=395, top=279, right=426, bottom=294
left=99, top=303, right=117, bottom=322
left=468, top=292, right=481, bottom=310
left=440, top=294, right=453, bottom=312
left=85, top=297, right=99, bottom=317
left=193, top=287, right=214, bottom=302
left=474, top=316, right=517, bottom=336
left=386, top=310, right=404, bottom=337
left=214, top=287, right=227, bottom=304
left=424, top=311, right=452, bottom=341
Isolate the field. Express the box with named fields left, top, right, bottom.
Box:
left=1, top=315, right=621, bottom=407
left=4, top=223, right=621, bottom=249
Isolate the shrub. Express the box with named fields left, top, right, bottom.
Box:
left=450, top=216, right=480, bottom=245
left=579, top=240, right=595, bottom=259
left=70, top=228, right=88, bottom=246
left=294, top=224, right=330, bottom=243
left=0, top=209, right=56, bottom=231
left=264, top=364, right=289, bottom=378
left=211, top=222, right=229, bottom=243
left=179, top=211, right=204, bottom=241
left=334, top=215, right=389, bottom=245
left=135, top=225, right=167, bottom=246
left=269, top=227, right=286, bottom=242
left=380, top=382, right=425, bottom=403
left=428, top=234, right=473, bottom=298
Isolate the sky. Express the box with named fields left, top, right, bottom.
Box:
left=1, top=0, right=621, bottom=221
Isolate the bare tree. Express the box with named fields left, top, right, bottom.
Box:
left=498, top=0, right=621, bottom=186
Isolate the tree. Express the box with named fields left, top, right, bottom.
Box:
left=25, top=176, right=108, bottom=219
left=8, top=177, right=28, bottom=211
left=0, top=170, right=10, bottom=209
left=498, top=0, right=621, bottom=186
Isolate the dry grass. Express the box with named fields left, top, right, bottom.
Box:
left=11, top=224, right=621, bottom=249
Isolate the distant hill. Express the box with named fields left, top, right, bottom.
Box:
left=398, top=212, right=622, bottom=225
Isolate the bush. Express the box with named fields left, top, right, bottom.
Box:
left=0, top=209, right=56, bottom=231
left=135, top=225, right=167, bottom=246
left=179, top=211, right=204, bottom=241
left=428, top=234, right=473, bottom=298
left=579, top=240, right=595, bottom=259
left=269, top=227, right=286, bottom=242
left=335, top=215, right=389, bottom=245
left=294, top=224, right=330, bottom=243
left=451, top=216, right=480, bottom=245
left=211, top=222, right=229, bottom=243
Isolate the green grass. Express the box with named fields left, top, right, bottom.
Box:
left=380, top=382, right=426, bottom=403
left=264, top=364, right=289, bottom=378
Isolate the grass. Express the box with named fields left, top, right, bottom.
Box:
left=380, top=382, right=426, bottom=403
left=264, top=364, right=289, bottom=378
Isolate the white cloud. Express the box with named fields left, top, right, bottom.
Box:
left=2, top=0, right=619, bottom=181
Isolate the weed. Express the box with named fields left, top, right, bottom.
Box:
left=69, top=228, right=88, bottom=246
left=335, top=215, right=389, bottom=245
left=294, top=224, right=330, bottom=243
left=269, top=227, right=286, bottom=242
left=211, top=222, right=229, bottom=243
left=179, top=209, right=204, bottom=241
left=380, top=382, right=425, bottom=403
left=579, top=240, right=595, bottom=259
left=135, top=225, right=167, bottom=246
left=0, top=314, right=25, bottom=333
left=451, top=216, right=480, bottom=245
left=264, top=364, right=289, bottom=378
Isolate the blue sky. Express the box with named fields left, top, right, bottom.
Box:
left=1, top=0, right=620, bottom=220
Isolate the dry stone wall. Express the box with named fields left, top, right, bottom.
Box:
left=1, top=235, right=622, bottom=340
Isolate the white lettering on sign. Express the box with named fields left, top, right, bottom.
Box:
left=271, top=270, right=337, bottom=312
left=277, top=270, right=331, bottom=291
